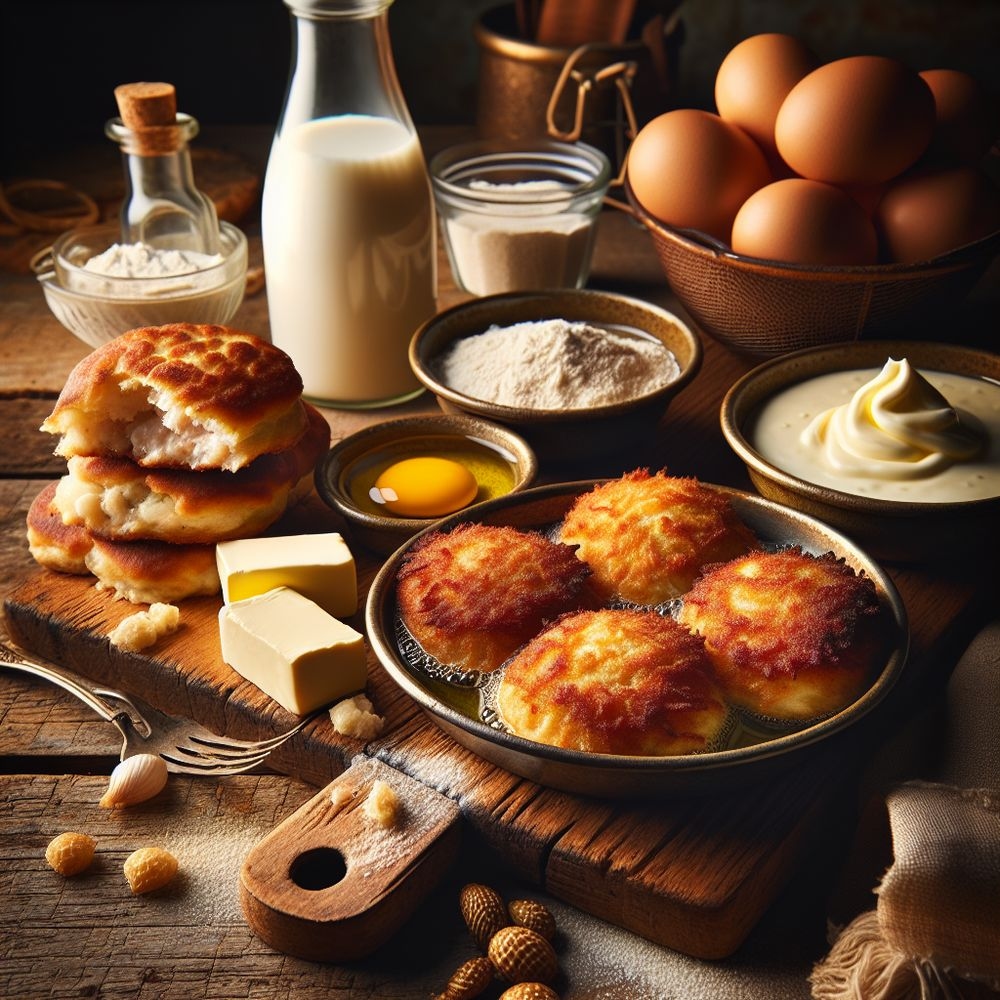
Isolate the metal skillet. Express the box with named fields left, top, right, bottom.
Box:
left=366, top=480, right=909, bottom=798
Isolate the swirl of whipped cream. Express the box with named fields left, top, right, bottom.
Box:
left=801, top=358, right=985, bottom=480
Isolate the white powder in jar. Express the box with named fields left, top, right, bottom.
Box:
left=436, top=318, right=681, bottom=410
left=66, top=241, right=225, bottom=298
left=443, top=179, right=596, bottom=295
left=85, top=242, right=223, bottom=278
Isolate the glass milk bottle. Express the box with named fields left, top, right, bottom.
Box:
left=262, top=0, right=436, bottom=407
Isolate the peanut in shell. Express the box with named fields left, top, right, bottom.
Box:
left=488, top=925, right=559, bottom=985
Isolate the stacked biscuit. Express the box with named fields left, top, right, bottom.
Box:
left=27, top=323, right=330, bottom=603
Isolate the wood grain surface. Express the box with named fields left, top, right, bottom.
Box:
left=2, top=123, right=996, bottom=999
left=241, top=757, right=463, bottom=962
left=4, top=308, right=992, bottom=959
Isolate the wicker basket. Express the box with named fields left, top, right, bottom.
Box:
left=624, top=184, right=1000, bottom=358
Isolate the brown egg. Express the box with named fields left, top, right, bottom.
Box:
left=731, top=178, right=878, bottom=265
left=838, top=182, right=887, bottom=217
left=715, top=33, right=819, bottom=164
left=874, top=165, right=1000, bottom=263
left=775, top=56, right=936, bottom=185
left=919, top=68, right=998, bottom=165
left=626, top=109, right=772, bottom=243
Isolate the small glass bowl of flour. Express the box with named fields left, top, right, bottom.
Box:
left=33, top=221, right=247, bottom=348
left=429, top=140, right=611, bottom=296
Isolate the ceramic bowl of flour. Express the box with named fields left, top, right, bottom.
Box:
left=409, top=289, right=702, bottom=466
left=33, top=222, right=248, bottom=348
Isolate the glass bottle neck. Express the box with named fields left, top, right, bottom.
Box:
left=278, top=3, right=413, bottom=135
left=106, top=120, right=220, bottom=253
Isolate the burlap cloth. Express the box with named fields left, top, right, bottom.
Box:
left=811, top=620, right=1000, bottom=999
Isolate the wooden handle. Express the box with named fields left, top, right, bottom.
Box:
left=239, top=757, right=462, bottom=962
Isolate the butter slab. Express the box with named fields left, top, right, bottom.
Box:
left=216, top=532, right=357, bottom=618
left=218, top=586, right=366, bottom=715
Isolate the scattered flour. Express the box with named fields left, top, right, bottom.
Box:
left=436, top=319, right=680, bottom=410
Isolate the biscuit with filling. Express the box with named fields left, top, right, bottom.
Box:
left=85, top=535, right=219, bottom=604
left=40, top=323, right=308, bottom=472
left=396, top=523, right=592, bottom=674
left=497, top=609, right=729, bottom=756
left=52, top=402, right=329, bottom=543
left=559, top=469, right=759, bottom=605
left=27, top=482, right=90, bottom=575
left=676, top=547, right=886, bottom=722
left=27, top=481, right=220, bottom=603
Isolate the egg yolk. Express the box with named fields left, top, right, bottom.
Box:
left=370, top=457, right=478, bottom=518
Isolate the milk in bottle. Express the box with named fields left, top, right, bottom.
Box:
left=263, top=0, right=436, bottom=407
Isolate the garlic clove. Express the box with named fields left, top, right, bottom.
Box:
left=99, top=753, right=169, bottom=808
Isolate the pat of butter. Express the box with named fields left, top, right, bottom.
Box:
left=216, top=533, right=357, bottom=618
left=218, top=586, right=366, bottom=715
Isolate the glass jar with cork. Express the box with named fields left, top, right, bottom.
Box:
left=31, top=81, right=248, bottom=347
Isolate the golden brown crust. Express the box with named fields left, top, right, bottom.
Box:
left=27, top=482, right=91, bottom=574
left=54, top=403, right=330, bottom=543
left=41, top=323, right=308, bottom=471
left=676, top=547, right=885, bottom=721
left=85, top=536, right=219, bottom=604
left=27, top=481, right=220, bottom=603
left=559, top=469, right=759, bottom=605
left=497, top=609, right=729, bottom=756
left=396, top=523, right=593, bottom=673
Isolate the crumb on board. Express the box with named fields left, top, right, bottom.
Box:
left=329, top=693, right=385, bottom=740
left=329, top=784, right=354, bottom=809
left=362, top=779, right=400, bottom=829
left=108, top=603, right=180, bottom=652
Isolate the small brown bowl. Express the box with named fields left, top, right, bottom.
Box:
left=315, top=414, right=538, bottom=555
left=721, top=340, right=1000, bottom=563
left=408, top=289, right=702, bottom=465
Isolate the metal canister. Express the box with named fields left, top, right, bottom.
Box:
left=473, top=2, right=684, bottom=174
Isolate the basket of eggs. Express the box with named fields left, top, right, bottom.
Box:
left=622, top=33, right=1000, bottom=358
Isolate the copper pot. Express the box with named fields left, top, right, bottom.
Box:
left=474, top=2, right=683, bottom=172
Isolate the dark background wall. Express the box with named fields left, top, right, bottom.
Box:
left=2, top=0, right=998, bottom=163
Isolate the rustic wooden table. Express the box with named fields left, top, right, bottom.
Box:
left=1, top=126, right=995, bottom=999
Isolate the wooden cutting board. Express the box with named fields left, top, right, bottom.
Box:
left=3, top=490, right=889, bottom=961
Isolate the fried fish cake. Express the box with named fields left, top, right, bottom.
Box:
left=85, top=536, right=220, bottom=604
left=396, top=523, right=592, bottom=674
left=41, top=323, right=308, bottom=472
left=51, top=402, right=330, bottom=544
left=27, top=481, right=220, bottom=604
left=676, top=547, right=886, bottom=722
left=559, top=469, right=759, bottom=605
left=27, top=481, right=91, bottom=575
left=497, top=609, right=729, bottom=756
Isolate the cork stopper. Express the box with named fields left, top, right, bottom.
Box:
left=113, top=82, right=183, bottom=155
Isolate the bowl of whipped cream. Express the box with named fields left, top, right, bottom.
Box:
left=33, top=221, right=248, bottom=348
left=721, top=340, right=1000, bottom=563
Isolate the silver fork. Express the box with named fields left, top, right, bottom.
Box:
left=0, top=639, right=320, bottom=775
